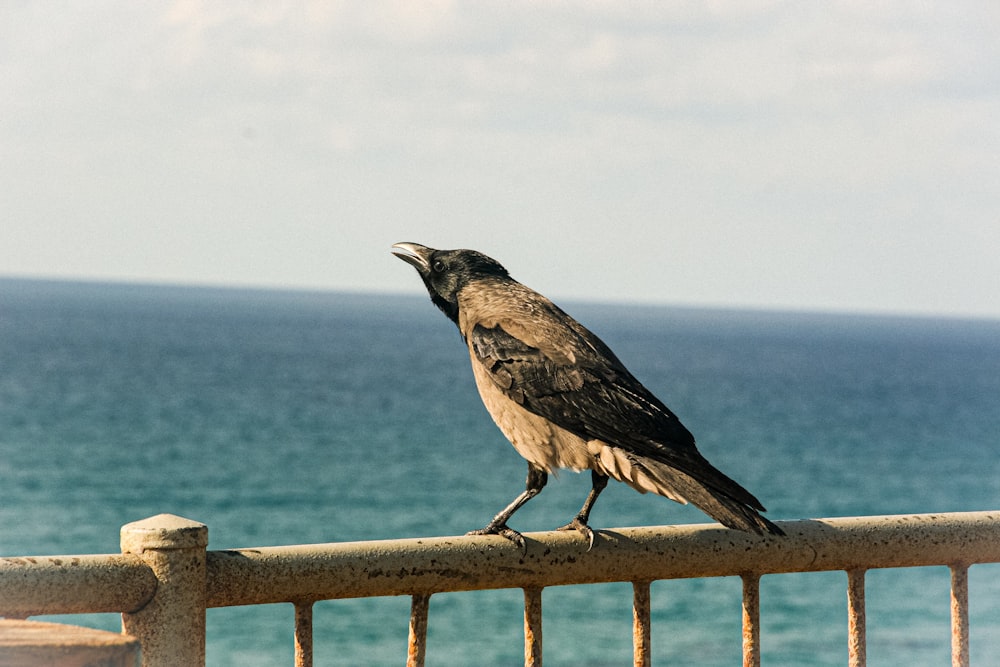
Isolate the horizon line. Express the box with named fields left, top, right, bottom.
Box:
left=3, top=272, right=998, bottom=325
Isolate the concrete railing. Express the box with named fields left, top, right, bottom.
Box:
left=2, top=511, right=1000, bottom=666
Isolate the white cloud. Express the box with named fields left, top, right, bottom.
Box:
left=1, top=1, right=998, bottom=316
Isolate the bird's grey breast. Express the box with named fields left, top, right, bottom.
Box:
left=468, top=343, right=595, bottom=473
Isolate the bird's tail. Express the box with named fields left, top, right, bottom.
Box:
left=664, top=467, right=785, bottom=536
left=598, top=447, right=784, bottom=536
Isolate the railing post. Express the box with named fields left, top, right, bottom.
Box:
left=120, top=514, right=208, bottom=667
left=523, top=587, right=543, bottom=667
left=846, top=569, right=867, bottom=667
left=407, top=593, right=431, bottom=667
left=294, top=602, right=314, bottom=667
left=741, top=573, right=761, bottom=667
left=950, top=564, right=970, bottom=667
left=632, top=581, right=652, bottom=667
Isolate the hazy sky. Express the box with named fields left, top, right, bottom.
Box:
left=3, top=2, right=998, bottom=318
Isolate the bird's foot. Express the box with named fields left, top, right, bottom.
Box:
left=556, top=517, right=597, bottom=551
left=467, top=523, right=526, bottom=553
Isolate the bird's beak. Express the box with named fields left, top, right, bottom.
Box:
left=391, top=242, right=435, bottom=274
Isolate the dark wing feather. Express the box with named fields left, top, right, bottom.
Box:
left=469, top=321, right=768, bottom=512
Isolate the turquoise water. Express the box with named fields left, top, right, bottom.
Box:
left=2, top=278, right=999, bottom=665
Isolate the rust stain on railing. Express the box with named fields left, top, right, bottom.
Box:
left=741, top=573, right=761, bottom=667
left=522, top=587, right=543, bottom=667
left=293, top=602, right=313, bottom=667
left=846, top=568, right=866, bottom=667
left=951, top=564, right=970, bottom=667
left=406, top=593, right=429, bottom=667
left=631, top=581, right=652, bottom=667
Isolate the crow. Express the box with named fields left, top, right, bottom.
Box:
left=392, top=242, right=783, bottom=549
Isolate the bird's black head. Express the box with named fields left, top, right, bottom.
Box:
left=391, top=242, right=509, bottom=323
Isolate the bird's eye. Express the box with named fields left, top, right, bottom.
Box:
left=432, top=260, right=445, bottom=273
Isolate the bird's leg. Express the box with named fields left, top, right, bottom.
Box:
left=468, top=465, right=547, bottom=552
left=557, top=471, right=609, bottom=550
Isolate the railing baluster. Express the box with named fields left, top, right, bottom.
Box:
left=846, top=569, right=866, bottom=667
left=632, top=581, right=652, bottom=667
left=950, top=564, right=970, bottom=667
left=741, top=573, right=761, bottom=667
left=407, top=593, right=431, bottom=667
left=523, top=587, right=543, bottom=667
left=293, top=602, right=313, bottom=667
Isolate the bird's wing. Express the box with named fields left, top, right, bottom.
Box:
left=469, top=321, right=701, bottom=465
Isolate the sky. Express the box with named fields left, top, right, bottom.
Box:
left=2, top=2, right=998, bottom=318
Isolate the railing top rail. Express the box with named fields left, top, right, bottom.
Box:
left=4, top=511, right=999, bottom=617
left=0, top=553, right=155, bottom=618
left=205, top=511, right=1000, bottom=608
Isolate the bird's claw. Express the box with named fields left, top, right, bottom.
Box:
left=467, top=523, right=526, bottom=553
left=557, top=517, right=597, bottom=551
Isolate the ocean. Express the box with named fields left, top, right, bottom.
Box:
left=1, top=277, right=999, bottom=665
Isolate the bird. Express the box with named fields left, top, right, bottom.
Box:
left=391, top=242, right=783, bottom=550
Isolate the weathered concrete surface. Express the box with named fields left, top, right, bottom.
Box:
left=204, top=511, right=1000, bottom=606
left=0, top=619, right=140, bottom=667
left=0, top=554, right=154, bottom=618
left=121, top=514, right=208, bottom=667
